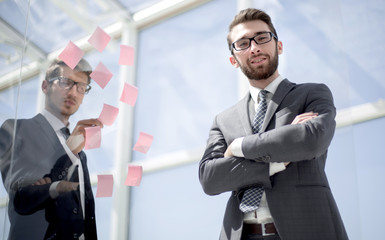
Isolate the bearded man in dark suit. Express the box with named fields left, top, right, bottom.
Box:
left=199, top=8, right=348, bottom=240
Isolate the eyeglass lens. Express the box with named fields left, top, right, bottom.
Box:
left=233, top=32, right=273, bottom=51
left=58, top=77, right=89, bottom=94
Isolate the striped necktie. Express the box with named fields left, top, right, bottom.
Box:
left=239, top=90, right=268, bottom=213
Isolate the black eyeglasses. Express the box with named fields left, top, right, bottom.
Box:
left=231, top=32, right=277, bottom=51
left=48, top=77, right=91, bottom=94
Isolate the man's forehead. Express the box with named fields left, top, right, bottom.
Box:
left=230, top=20, right=270, bottom=41
left=61, top=66, right=88, bottom=82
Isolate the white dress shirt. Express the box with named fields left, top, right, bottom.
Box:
left=231, top=75, right=286, bottom=224
left=41, top=109, right=86, bottom=220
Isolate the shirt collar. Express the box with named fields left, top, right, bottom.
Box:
left=41, top=109, right=68, bottom=132
left=249, top=75, right=284, bottom=103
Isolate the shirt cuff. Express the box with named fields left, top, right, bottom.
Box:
left=269, top=162, right=286, bottom=176
left=49, top=181, right=61, bottom=199
left=231, top=137, right=245, bottom=157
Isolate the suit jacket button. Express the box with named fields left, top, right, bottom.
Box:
left=58, top=175, right=62, bottom=180
left=265, top=156, right=271, bottom=160
left=73, top=208, right=78, bottom=214
left=61, top=171, right=66, bottom=176
left=73, top=233, right=78, bottom=239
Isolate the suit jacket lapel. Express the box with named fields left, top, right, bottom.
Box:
left=32, top=114, right=62, bottom=148
left=261, top=79, right=295, bottom=132
left=237, top=93, right=253, bottom=136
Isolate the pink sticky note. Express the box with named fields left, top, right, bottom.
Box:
left=119, top=45, right=134, bottom=66
left=58, top=41, right=84, bottom=69
left=90, top=62, right=113, bottom=89
left=120, top=82, right=138, bottom=106
left=96, top=174, right=113, bottom=198
left=88, top=26, right=111, bottom=52
left=133, top=132, right=153, bottom=154
left=84, top=126, right=101, bottom=150
left=98, top=103, right=119, bottom=126
left=124, top=165, right=142, bottom=186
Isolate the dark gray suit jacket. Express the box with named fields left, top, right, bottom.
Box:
left=199, top=79, right=348, bottom=240
left=0, top=114, right=66, bottom=239
left=14, top=152, right=97, bottom=239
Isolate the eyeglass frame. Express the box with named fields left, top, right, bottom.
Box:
left=47, top=76, right=91, bottom=94
left=231, top=31, right=278, bottom=52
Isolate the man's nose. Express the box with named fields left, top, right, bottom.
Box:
left=249, top=39, right=261, bottom=53
left=67, top=84, right=78, bottom=95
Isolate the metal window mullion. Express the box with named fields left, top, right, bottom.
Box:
left=110, top=20, right=137, bottom=240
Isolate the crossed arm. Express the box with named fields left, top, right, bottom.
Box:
left=199, top=82, right=336, bottom=196
left=13, top=154, right=79, bottom=215
left=224, top=112, right=319, bottom=161
left=33, top=177, right=78, bottom=194
left=199, top=112, right=321, bottom=196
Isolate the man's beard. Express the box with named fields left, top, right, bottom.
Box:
left=238, top=49, right=279, bottom=81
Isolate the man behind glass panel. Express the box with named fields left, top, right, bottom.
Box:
left=0, top=58, right=103, bottom=239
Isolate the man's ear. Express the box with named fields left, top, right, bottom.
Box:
left=229, top=55, right=239, bottom=68
left=41, top=80, right=48, bottom=94
left=277, top=40, right=283, bottom=55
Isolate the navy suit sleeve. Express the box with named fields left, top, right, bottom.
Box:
left=0, top=119, right=15, bottom=185
left=14, top=184, right=52, bottom=215
left=13, top=153, right=73, bottom=215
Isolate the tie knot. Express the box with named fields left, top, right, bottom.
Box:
left=252, top=90, right=268, bottom=134
left=259, top=90, right=268, bottom=101
left=60, top=127, right=70, bottom=140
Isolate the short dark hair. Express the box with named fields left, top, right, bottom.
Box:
left=227, top=8, right=278, bottom=52
left=45, top=58, right=92, bottom=84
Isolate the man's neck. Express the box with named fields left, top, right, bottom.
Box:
left=46, top=108, right=69, bottom=126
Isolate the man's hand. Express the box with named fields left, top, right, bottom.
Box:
left=291, top=112, right=318, bottom=125
left=66, top=118, right=104, bottom=155
left=32, top=177, right=52, bottom=185
left=56, top=181, right=79, bottom=194
left=224, top=142, right=233, bottom=158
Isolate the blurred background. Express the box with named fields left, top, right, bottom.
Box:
left=1, top=0, right=384, bottom=239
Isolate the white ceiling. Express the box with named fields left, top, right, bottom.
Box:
left=0, top=0, right=210, bottom=90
